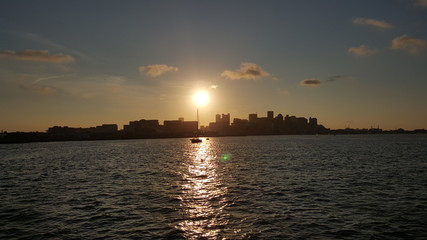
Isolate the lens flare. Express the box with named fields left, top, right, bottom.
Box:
left=219, top=153, right=232, bottom=162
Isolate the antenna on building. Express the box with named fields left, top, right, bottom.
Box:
left=197, top=108, right=199, bottom=130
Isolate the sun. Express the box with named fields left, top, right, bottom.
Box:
left=193, top=90, right=209, bottom=106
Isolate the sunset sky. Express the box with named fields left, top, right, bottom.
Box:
left=1, top=0, right=427, bottom=132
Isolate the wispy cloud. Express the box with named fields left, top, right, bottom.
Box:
left=34, top=86, right=57, bottom=95
left=348, top=45, right=379, bottom=56
left=49, top=75, right=129, bottom=99
left=300, top=79, right=321, bottom=87
left=327, top=75, right=343, bottom=82
left=414, top=0, right=427, bottom=7
left=353, top=17, right=393, bottom=29
left=326, top=75, right=356, bottom=83
left=19, top=32, right=91, bottom=61
left=0, top=50, right=75, bottom=63
left=19, top=83, right=58, bottom=96
left=221, top=62, right=270, bottom=80
left=33, top=74, right=72, bottom=84
left=391, top=35, right=427, bottom=55
left=139, top=64, right=178, bottom=77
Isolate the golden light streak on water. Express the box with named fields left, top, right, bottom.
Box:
left=177, top=139, right=230, bottom=239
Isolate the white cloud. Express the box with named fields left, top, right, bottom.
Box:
left=0, top=50, right=75, bottom=63
left=353, top=18, right=393, bottom=29
left=348, top=45, right=379, bottom=56
left=139, top=64, right=178, bottom=77
left=221, top=62, right=270, bottom=80
left=391, top=35, right=427, bottom=55
left=33, top=75, right=71, bottom=84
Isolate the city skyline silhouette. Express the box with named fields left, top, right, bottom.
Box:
left=1, top=1, right=427, bottom=132
left=1, top=110, right=425, bottom=144
left=1, top=2, right=427, bottom=239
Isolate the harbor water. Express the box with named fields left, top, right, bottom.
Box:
left=1, top=135, right=426, bottom=239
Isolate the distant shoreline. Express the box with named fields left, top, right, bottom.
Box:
left=1, top=130, right=426, bottom=144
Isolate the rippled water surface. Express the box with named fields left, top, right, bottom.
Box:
left=1, top=135, right=427, bottom=239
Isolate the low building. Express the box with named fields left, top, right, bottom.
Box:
left=163, top=119, right=198, bottom=136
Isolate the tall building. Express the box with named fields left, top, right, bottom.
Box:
left=309, top=117, right=317, bottom=126
left=216, top=114, right=221, bottom=123
left=207, top=113, right=231, bottom=133
left=249, top=113, right=258, bottom=123
left=221, top=113, right=230, bottom=127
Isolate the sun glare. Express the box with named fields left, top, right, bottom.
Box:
left=193, top=91, right=209, bottom=106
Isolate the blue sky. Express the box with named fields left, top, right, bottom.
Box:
left=1, top=0, right=427, bottom=131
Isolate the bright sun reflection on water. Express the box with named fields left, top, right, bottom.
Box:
left=177, top=138, right=230, bottom=239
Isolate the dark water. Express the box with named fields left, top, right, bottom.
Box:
left=1, top=135, right=426, bottom=239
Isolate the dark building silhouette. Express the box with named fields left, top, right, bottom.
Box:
left=47, top=124, right=119, bottom=140
left=207, top=113, right=230, bottom=134
left=249, top=113, right=258, bottom=123
left=246, top=111, right=275, bottom=134
left=48, top=124, right=118, bottom=136
left=94, top=124, right=118, bottom=133
left=202, top=110, right=328, bottom=136
left=309, top=117, right=317, bottom=126
left=163, top=119, right=198, bottom=136
left=283, top=115, right=308, bottom=134
left=273, top=114, right=284, bottom=132
left=123, top=119, right=160, bottom=137
left=0, top=109, right=339, bottom=144
left=3, top=109, right=425, bottom=144
left=230, top=118, right=249, bottom=135
left=222, top=114, right=230, bottom=127
left=267, top=111, right=274, bottom=120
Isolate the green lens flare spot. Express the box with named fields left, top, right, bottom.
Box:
left=219, top=154, right=231, bottom=162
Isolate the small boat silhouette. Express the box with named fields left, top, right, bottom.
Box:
left=190, top=138, right=202, bottom=143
